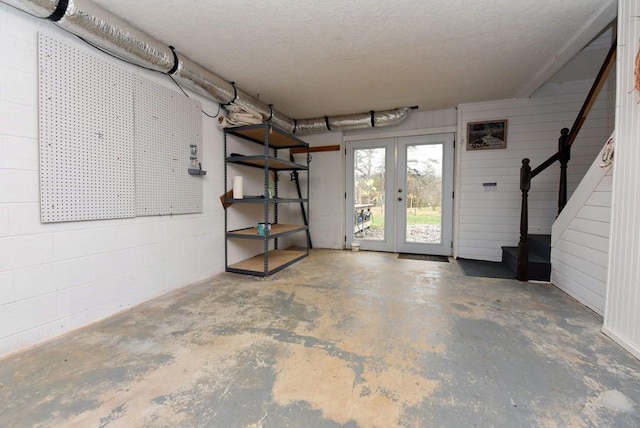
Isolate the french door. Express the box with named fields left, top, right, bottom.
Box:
left=345, top=133, right=454, bottom=255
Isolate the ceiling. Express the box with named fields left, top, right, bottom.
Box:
left=89, top=0, right=616, bottom=119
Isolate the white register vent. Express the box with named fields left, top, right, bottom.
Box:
left=38, top=33, right=203, bottom=223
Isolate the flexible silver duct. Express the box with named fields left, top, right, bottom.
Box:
left=234, top=88, right=275, bottom=125
left=2, top=0, right=54, bottom=17
left=2, top=0, right=413, bottom=134
left=270, top=110, right=296, bottom=133
left=172, top=52, right=235, bottom=104
left=23, top=0, right=177, bottom=72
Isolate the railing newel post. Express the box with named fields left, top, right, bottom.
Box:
left=558, top=128, right=570, bottom=215
left=517, top=158, right=531, bottom=281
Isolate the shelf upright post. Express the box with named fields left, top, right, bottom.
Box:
left=273, top=147, right=279, bottom=251
left=307, top=151, right=310, bottom=255
left=224, top=131, right=229, bottom=271
left=263, top=124, right=270, bottom=275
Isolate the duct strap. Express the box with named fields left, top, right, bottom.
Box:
left=370, top=111, right=375, bottom=128
left=293, top=119, right=298, bottom=134
left=324, top=116, right=331, bottom=131
left=267, top=104, right=274, bottom=121
left=223, top=82, right=238, bottom=107
left=48, top=0, right=68, bottom=22
left=167, top=46, right=179, bottom=75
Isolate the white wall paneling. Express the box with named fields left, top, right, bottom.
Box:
left=456, top=78, right=614, bottom=261
left=551, top=140, right=613, bottom=315
left=603, top=1, right=640, bottom=359
left=38, top=33, right=136, bottom=222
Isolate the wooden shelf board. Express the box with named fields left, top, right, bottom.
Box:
left=290, top=144, right=340, bottom=154
left=228, top=248, right=307, bottom=273
left=227, top=156, right=307, bottom=171
left=228, top=224, right=307, bottom=237
left=225, top=124, right=308, bottom=149
left=226, top=197, right=308, bottom=204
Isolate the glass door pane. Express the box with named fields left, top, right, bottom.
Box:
left=354, top=147, right=386, bottom=241
left=405, top=143, right=443, bottom=244
left=345, top=139, right=394, bottom=252
left=397, top=134, right=454, bottom=256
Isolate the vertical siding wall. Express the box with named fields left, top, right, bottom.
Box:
left=604, top=1, right=640, bottom=359
left=456, top=80, right=614, bottom=261
left=0, top=5, right=224, bottom=358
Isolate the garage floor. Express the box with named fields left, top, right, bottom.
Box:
left=1, top=249, right=639, bottom=427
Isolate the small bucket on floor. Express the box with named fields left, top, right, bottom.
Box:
left=351, top=242, right=360, bottom=252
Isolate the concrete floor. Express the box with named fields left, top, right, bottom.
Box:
left=1, top=249, right=639, bottom=427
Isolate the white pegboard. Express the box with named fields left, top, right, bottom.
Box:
left=38, top=33, right=136, bottom=222
left=135, top=79, right=202, bottom=216
left=38, top=33, right=203, bottom=223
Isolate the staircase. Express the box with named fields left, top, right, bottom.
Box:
left=502, top=234, right=551, bottom=281
left=511, top=38, right=615, bottom=282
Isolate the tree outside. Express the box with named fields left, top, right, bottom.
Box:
left=353, top=144, right=442, bottom=243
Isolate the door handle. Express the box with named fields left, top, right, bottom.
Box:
left=398, top=197, right=403, bottom=201
left=398, top=189, right=403, bottom=193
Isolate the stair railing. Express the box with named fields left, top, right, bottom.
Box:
left=517, top=38, right=616, bottom=281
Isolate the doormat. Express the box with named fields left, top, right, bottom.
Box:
left=398, top=253, right=449, bottom=262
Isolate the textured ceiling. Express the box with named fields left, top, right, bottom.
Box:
left=90, top=0, right=616, bottom=119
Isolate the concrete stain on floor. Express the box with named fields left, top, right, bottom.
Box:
left=0, top=249, right=639, bottom=427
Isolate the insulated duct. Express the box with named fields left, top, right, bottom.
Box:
left=294, top=107, right=414, bottom=134
left=172, top=52, right=235, bottom=104
left=2, top=0, right=414, bottom=134
left=2, top=0, right=54, bottom=18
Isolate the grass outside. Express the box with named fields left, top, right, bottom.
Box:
left=369, top=206, right=441, bottom=228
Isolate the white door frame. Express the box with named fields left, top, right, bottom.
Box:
left=345, top=133, right=455, bottom=255
left=345, top=138, right=395, bottom=252
left=396, top=134, right=454, bottom=255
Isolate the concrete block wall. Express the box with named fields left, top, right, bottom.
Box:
left=0, top=3, right=225, bottom=358
left=293, top=132, right=344, bottom=250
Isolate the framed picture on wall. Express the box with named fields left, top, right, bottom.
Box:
left=466, top=120, right=507, bottom=150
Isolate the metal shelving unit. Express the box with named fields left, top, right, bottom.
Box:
left=223, top=123, right=309, bottom=276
